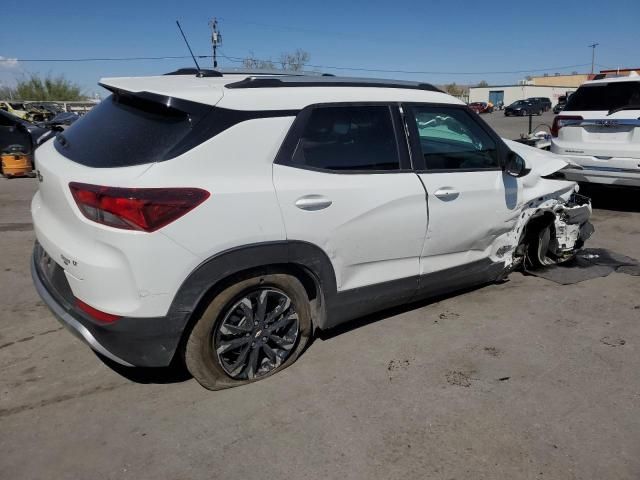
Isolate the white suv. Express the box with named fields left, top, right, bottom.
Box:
left=31, top=70, right=593, bottom=389
left=551, top=73, right=640, bottom=187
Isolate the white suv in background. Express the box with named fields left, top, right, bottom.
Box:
left=31, top=70, right=593, bottom=390
left=551, top=73, right=640, bottom=187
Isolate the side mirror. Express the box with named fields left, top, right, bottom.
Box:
left=504, top=152, right=529, bottom=177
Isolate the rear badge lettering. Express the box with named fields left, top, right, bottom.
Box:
left=595, top=120, right=619, bottom=128
left=60, top=254, right=77, bottom=267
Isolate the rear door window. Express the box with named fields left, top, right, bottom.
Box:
left=290, top=105, right=402, bottom=171
left=565, top=81, right=640, bottom=111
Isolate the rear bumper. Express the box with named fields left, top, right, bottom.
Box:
left=31, top=243, right=188, bottom=367
left=561, top=168, right=640, bottom=187
left=549, top=151, right=640, bottom=187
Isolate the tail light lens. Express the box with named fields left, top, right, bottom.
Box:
left=69, top=183, right=209, bottom=232
left=75, top=299, right=121, bottom=324
left=551, top=115, right=583, bottom=137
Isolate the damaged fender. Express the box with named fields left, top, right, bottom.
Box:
left=491, top=140, right=594, bottom=271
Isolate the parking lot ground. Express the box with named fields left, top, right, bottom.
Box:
left=1, top=158, right=640, bottom=478
left=482, top=110, right=556, bottom=140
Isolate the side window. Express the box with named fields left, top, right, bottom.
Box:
left=291, top=105, right=401, bottom=171
left=409, top=106, right=499, bottom=171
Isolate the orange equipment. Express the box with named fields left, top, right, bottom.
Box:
left=1, top=145, right=33, bottom=178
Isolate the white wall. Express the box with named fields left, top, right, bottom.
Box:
left=468, top=85, right=572, bottom=106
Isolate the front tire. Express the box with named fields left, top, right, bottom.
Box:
left=184, top=273, right=312, bottom=390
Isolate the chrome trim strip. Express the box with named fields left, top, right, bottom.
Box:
left=564, top=119, right=640, bottom=128
left=580, top=165, right=640, bottom=173
left=30, top=256, right=134, bottom=367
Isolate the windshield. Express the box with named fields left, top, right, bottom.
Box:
left=564, top=81, right=640, bottom=111
left=511, top=101, right=527, bottom=107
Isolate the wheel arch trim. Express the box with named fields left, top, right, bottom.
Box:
left=167, top=241, right=337, bottom=335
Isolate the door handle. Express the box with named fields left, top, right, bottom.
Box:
left=433, top=188, right=459, bottom=201
left=295, top=195, right=332, bottom=211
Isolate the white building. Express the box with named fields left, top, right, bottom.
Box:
left=468, top=84, right=573, bottom=107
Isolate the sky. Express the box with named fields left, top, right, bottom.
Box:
left=1, top=0, right=639, bottom=97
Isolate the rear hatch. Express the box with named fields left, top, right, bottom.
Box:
left=552, top=79, right=640, bottom=159
left=32, top=79, right=224, bottom=315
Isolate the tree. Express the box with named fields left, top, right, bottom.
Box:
left=242, top=52, right=275, bottom=70
left=444, top=82, right=463, bottom=97
left=0, top=84, right=12, bottom=99
left=476, top=80, right=489, bottom=88
left=10, top=74, right=87, bottom=101
left=279, top=49, right=310, bottom=72
left=242, top=49, right=310, bottom=72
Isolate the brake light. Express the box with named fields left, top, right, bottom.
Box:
left=69, top=183, right=209, bottom=232
left=75, top=299, right=121, bottom=324
left=551, top=115, right=583, bottom=137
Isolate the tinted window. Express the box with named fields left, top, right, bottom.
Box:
left=565, top=81, right=640, bottom=111
left=409, top=106, right=498, bottom=171
left=55, top=93, right=210, bottom=168
left=291, top=106, right=401, bottom=171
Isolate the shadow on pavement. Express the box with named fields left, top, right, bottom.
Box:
left=580, top=184, right=640, bottom=213
left=96, top=353, right=192, bottom=384
left=317, top=283, right=489, bottom=341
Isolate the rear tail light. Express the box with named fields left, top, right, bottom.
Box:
left=551, top=115, right=583, bottom=137
left=75, top=299, right=121, bottom=324
left=69, top=183, right=209, bottom=232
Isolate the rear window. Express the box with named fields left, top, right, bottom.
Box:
left=55, top=93, right=211, bottom=168
left=564, top=81, right=640, bottom=112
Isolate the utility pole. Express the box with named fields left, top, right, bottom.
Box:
left=209, top=18, right=222, bottom=69
left=588, top=43, right=599, bottom=74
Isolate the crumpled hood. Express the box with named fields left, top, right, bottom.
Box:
left=503, top=139, right=573, bottom=177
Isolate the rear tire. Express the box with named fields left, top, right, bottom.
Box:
left=184, top=273, right=312, bottom=390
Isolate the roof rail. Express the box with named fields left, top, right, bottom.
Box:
left=164, top=68, right=223, bottom=77
left=225, top=75, right=442, bottom=92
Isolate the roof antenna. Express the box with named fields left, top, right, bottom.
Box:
left=176, top=20, right=204, bottom=77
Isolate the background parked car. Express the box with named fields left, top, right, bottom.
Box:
left=468, top=101, right=494, bottom=114
left=553, top=93, right=573, bottom=113
left=0, top=109, right=51, bottom=157
left=550, top=74, right=640, bottom=186
left=527, top=97, right=552, bottom=112
left=504, top=100, right=543, bottom=116
left=40, top=111, right=79, bottom=130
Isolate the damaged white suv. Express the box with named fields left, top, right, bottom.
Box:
left=31, top=71, right=593, bottom=390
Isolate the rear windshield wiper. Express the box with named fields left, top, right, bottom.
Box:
left=606, top=105, right=640, bottom=116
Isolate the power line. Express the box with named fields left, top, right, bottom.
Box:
left=13, top=54, right=592, bottom=76
left=13, top=55, right=199, bottom=62
left=219, top=53, right=592, bottom=75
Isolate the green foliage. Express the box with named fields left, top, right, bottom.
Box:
left=476, top=80, right=489, bottom=87
left=10, top=74, right=87, bottom=101
left=0, top=84, right=12, bottom=99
